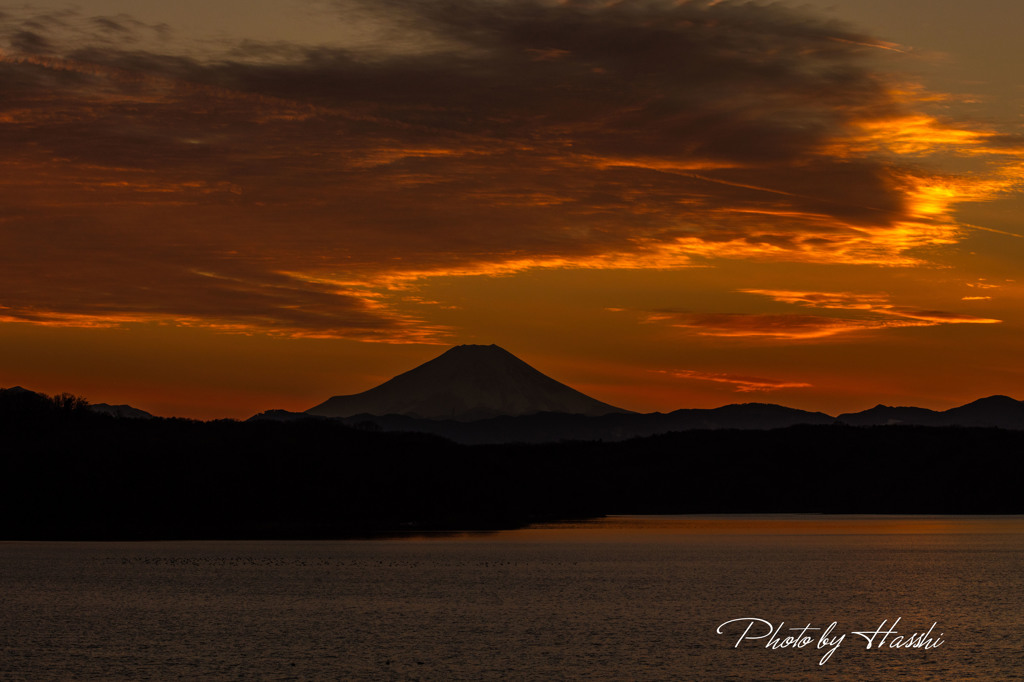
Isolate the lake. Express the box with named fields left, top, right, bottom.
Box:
left=2, top=516, right=1022, bottom=679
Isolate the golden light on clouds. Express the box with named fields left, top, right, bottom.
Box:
left=2, top=0, right=1024, bottom=417
left=640, top=288, right=1000, bottom=341
left=646, top=312, right=935, bottom=341
left=658, top=369, right=813, bottom=393
left=840, top=114, right=990, bottom=156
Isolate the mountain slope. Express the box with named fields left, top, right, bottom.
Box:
left=943, top=395, right=1024, bottom=428
left=319, top=403, right=835, bottom=444
left=90, top=403, right=155, bottom=419
left=307, top=344, right=629, bottom=421
left=838, top=395, right=1024, bottom=428
left=836, top=404, right=945, bottom=426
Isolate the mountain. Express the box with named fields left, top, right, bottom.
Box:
left=90, top=403, right=155, bottom=419
left=249, top=409, right=323, bottom=423
left=938, top=395, right=1024, bottom=428
left=0, top=386, right=154, bottom=420
left=305, top=402, right=834, bottom=444
left=836, top=404, right=945, bottom=427
left=294, top=345, right=1024, bottom=440
left=306, top=344, right=629, bottom=421
left=677, top=403, right=835, bottom=430
left=837, top=395, right=1024, bottom=429
left=2, top=386, right=37, bottom=396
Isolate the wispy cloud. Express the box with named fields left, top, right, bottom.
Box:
left=0, top=264, right=449, bottom=343
left=645, top=311, right=927, bottom=340
left=743, top=289, right=1001, bottom=325
left=657, top=368, right=812, bottom=392
left=0, top=1, right=1021, bottom=338
left=739, top=290, right=890, bottom=311
left=642, top=288, right=1000, bottom=340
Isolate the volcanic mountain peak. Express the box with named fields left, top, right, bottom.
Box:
left=307, top=344, right=629, bottom=421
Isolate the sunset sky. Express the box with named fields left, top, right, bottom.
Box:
left=2, top=0, right=1023, bottom=419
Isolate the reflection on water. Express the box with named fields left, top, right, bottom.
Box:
left=2, top=516, right=1022, bottom=680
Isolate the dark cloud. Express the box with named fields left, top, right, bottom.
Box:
left=0, top=213, right=442, bottom=341
left=9, top=30, right=52, bottom=53
left=0, top=0, right=1016, bottom=338
left=91, top=17, right=131, bottom=34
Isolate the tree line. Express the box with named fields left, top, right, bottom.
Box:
left=1, top=389, right=1021, bottom=539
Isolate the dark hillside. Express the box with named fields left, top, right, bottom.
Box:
left=2, top=389, right=1022, bottom=539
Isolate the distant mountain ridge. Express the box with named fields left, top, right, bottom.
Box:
left=307, top=344, right=629, bottom=421
left=90, top=403, right=155, bottom=420
left=836, top=395, right=1024, bottom=428
left=253, top=395, right=1024, bottom=445
left=7, top=341, right=1024, bottom=444
left=273, top=402, right=836, bottom=444
left=296, top=343, right=1024, bottom=440
left=0, top=386, right=154, bottom=419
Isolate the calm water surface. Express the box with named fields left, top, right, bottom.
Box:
left=2, top=516, right=1023, bottom=680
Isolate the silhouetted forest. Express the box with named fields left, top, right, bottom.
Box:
left=2, top=389, right=1022, bottom=539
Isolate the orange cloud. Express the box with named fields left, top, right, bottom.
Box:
left=738, top=290, right=889, bottom=311
left=641, top=287, right=1000, bottom=341
left=0, top=2, right=1021, bottom=339
left=647, top=312, right=926, bottom=340
left=743, top=289, right=1001, bottom=326
left=657, top=369, right=812, bottom=393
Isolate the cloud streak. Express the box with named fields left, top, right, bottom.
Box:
left=643, top=289, right=1000, bottom=341
left=646, top=311, right=926, bottom=340
left=658, top=369, right=812, bottom=393
left=743, top=289, right=1001, bottom=324
left=0, top=1, right=1021, bottom=338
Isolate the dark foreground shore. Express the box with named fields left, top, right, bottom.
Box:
left=2, top=391, right=1022, bottom=539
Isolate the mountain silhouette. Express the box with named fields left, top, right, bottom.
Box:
left=943, top=395, right=1024, bottom=427
left=90, top=403, right=154, bottom=419
left=835, top=404, right=945, bottom=427
left=295, top=402, right=833, bottom=444
left=7, top=367, right=1024, bottom=444
left=0, top=386, right=154, bottom=419
left=837, top=395, right=1024, bottom=429
left=306, top=344, right=629, bottom=421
